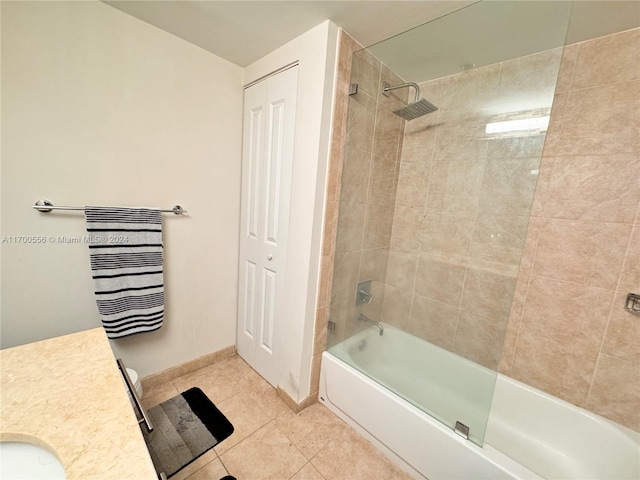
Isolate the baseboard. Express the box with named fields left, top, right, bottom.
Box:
left=276, top=386, right=318, bottom=414
left=141, top=345, right=236, bottom=388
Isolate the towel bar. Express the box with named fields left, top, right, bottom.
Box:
left=33, top=199, right=186, bottom=215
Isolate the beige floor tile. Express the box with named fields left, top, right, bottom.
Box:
left=171, top=450, right=218, bottom=480
left=291, top=462, right=326, bottom=480
left=311, top=427, right=414, bottom=480
left=213, top=391, right=272, bottom=455
left=173, top=355, right=263, bottom=404
left=244, top=374, right=292, bottom=419
left=276, top=403, right=348, bottom=459
left=185, top=457, right=229, bottom=480
left=140, top=381, right=181, bottom=410
left=220, top=421, right=308, bottom=480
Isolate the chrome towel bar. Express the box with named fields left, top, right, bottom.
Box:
left=33, top=199, right=186, bottom=215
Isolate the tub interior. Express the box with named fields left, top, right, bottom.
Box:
left=328, top=324, right=498, bottom=446
left=323, top=337, right=640, bottom=480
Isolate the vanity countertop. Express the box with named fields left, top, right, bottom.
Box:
left=0, top=328, right=157, bottom=479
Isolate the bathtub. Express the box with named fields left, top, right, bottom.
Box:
left=319, top=323, right=640, bottom=479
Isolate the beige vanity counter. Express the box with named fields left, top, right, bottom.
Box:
left=0, top=328, right=157, bottom=479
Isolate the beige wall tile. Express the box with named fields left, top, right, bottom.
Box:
left=390, top=205, right=423, bottom=252
left=331, top=78, right=350, bottom=147
left=379, top=64, right=410, bottom=111
left=554, top=44, right=579, bottom=94
left=334, top=202, right=365, bottom=253
left=367, top=154, right=398, bottom=206
left=321, top=201, right=337, bottom=256
left=395, top=160, right=430, bottom=207
left=498, top=271, right=530, bottom=375
left=510, top=275, right=614, bottom=404
left=350, top=49, right=381, bottom=99
left=572, top=28, right=640, bottom=90
left=409, top=294, right=458, bottom=351
left=586, top=353, right=640, bottom=431
left=479, top=156, right=540, bottom=216
left=544, top=153, right=640, bottom=223
left=434, top=109, right=487, bottom=146
left=494, top=48, right=561, bottom=114
left=510, top=327, right=599, bottom=407
left=414, top=256, right=466, bottom=306
left=330, top=251, right=361, bottom=312
left=401, top=113, right=437, bottom=164
left=454, top=310, right=507, bottom=369
left=541, top=92, right=567, bottom=157
left=325, top=140, right=344, bottom=203
left=417, top=78, right=445, bottom=109
left=313, top=307, right=328, bottom=358
left=520, top=276, right=613, bottom=345
left=421, top=209, right=473, bottom=259
left=487, top=135, right=546, bottom=160
left=619, top=224, right=640, bottom=292
left=359, top=248, right=389, bottom=283
left=469, top=213, right=530, bottom=269
left=530, top=156, right=553, bottom=217
left=345, top=90, right=377, bottom=153
left=373, top=104, right=403, bottom=159
left=559, top=80, right=640, bottom=156
left=319, top=254, right=335, bottom=308
left=460, top=268, right=516, bottom=320
left=602, top=292, right=640, bottom=364
left=363, top=203, right=394, bottom=249
left=381, top=284, right=413, bottom=328
left=533, top=219, right=632, bottom=289
left=339, top=147, right=371, bottom=203
left=385, top=251, right=418, bottom=290
left=336, top=31, right=359, bottom=82
left=440, top=64, right=501, bottom=110
left=518, top=215, right=543, bottom=275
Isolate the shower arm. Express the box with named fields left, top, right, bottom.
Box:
left=382, top=82, right=421, bottom=103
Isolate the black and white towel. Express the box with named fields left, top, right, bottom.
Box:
left=85, top=206, right=164, bottom=339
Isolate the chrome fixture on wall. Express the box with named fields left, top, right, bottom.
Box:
left=381, top=81, right=438, bottom=120
left=625, top=293, right=640, bottom=316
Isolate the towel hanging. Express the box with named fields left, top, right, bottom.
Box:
left=85, top=206, right=165, bottom=338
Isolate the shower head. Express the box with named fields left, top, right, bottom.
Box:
left=382, top=81, right=438, bottom=121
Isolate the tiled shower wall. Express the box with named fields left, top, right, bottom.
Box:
left=501, top=27, right=640, bottom=431
left=312, top=27, right=639, bottom=432
left=383, top=48, right=562, bottom=370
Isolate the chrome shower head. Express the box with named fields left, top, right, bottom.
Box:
left=382, top=81, right=438, bottom=121
left=393, top=98, right=438, bottom=120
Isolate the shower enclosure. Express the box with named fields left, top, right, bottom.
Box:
left=325, top=1, right=574, bottom=447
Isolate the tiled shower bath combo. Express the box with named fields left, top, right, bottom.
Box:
left=315, top=2, right=639, bottom=478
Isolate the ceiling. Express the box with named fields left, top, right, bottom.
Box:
left=104, top=0, right=639, bottom=75
left=103, top=1, right=476, bottom=66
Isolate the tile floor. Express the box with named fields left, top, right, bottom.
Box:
left=141, top=354, right=414, bottom=480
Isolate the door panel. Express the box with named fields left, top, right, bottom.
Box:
left=237, top=66, right=298, bottom=386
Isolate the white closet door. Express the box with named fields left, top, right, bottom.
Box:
left=237, top=66, right=298, bottom=387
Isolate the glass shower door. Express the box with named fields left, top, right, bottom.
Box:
left=326, top=0, right=573, bottom=447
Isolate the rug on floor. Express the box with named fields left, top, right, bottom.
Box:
left=142, top=387, right=234, bottom=478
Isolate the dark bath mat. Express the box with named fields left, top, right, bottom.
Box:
left=142, top=387, right=234, bottom=478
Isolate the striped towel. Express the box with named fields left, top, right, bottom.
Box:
left=85, top=206, right=164, bottom=339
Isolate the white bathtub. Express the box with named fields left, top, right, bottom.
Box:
left=319, top=323, right=640, bottom=480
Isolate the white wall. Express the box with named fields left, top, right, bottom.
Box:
left=1, top=1, right=244, bottom=376
left=243, top=21, right=338, bottom=401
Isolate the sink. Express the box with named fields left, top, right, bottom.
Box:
left=0, top=441, right=66, bottom=479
